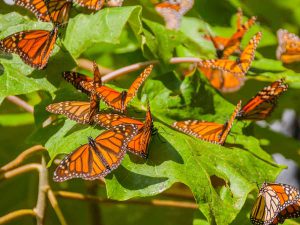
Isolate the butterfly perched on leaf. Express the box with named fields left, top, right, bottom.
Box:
left=172, top=101, right=241, bottom=145
left=15, top=0, right=72, bottom=25
left=155, top=0, right=194, bottom=30
left=198, top=32, right=262, bottom=76
left=276, top=29, right=300, bottom=64
left=204, top=8, right=256, bottom=59
left=46, top=92, right=100, bottom=124
left=237, top=79, right=288, bottom=121
left=94, top=102, right=156, bottom=158
left=81, top=64, right=154, bottom=113
left=63, top=61, right=102, bottom=95
left=197, top=66, right=245, bottom=93
left=53, top=124, right=138, bottom=182
left=250, top=182, right=300, bottom=225
left=0, top=27, right=59, bottom=69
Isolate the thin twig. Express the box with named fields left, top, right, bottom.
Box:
left=34, top=157, right=48, bottom=225
left=0, top=209, right=36, bottom=224
left=6, top=96, right=34, bottom=113
left=76, top=58, right=114, bottom=75
left=55, top=191, right=198, bottom=209
left=0, top=145, right=46, bottom=172
left=0, top=163, right=41, bottom=180
left=47, top=189, right=68, bottom=225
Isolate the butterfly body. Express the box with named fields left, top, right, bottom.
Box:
left=53, top=124, right=138, bottom=182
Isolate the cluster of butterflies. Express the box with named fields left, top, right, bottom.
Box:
left=0, top=0, right=124, bottom=69
left=46, top=63, right=156, bottom=181
left=251, top=182, right=300, bottom=225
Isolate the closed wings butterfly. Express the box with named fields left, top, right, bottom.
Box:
left=53, top=124, right=138, bottom=182
left=275, top=199, right=300, bottom=224
left=0, top=28, right=58, bottom=69
left=73, top=0, right=105, bottom=10
left=237, top=79, right=288, bottom=120
left=250, top=182, right=300, bottom=225
left=155, top=0, right=194, bottom=30
left=15, top=0, right=71, bottom=25
left=198, top=66, right=245, bottom=93
left=46, top=93, right=100, bottom=124
left=204, top=8, right=256, bottom=59
left=172, top=101, right=241, bottom=145
left=199, top=32, right=262, bottom=75
left=94, top=102, right=156, bottom=158
left=82, top=64, right=153, bottom=113
left=276, top=29, right=300, bottom=64
left=63, top=61, right=102, bottom=95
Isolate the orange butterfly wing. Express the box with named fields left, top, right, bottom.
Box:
left=73, top=0, right=105, bottom=10
left=85, top=65, right=153, bottom=113
left=53, top=124, right=138, bottom=182
left=173, top=101, right=241, bottom=145
left=250, top=182, right=300, bottom=225
left=46, top=93, right=99, bottom=124
left=15, top=0, right=51, bottom=22
left=276, top=199, right=300, bottom=224
left=47, top=0, right=72, bottom=25
left=198, top=66, right=245, bottom=92
left=199, top=32, right=261, bottom=75
left=0, top=28, right=58, bottom=69
left=276, top=29, right=300, bottom=64
left=237, top=79, right=288, bottom=120
left=94, top=103, right=155, bottom=158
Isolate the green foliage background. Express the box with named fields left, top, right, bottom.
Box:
left=0, top=0, right=300, bottom=224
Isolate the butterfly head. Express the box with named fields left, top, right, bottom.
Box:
left=88, top=136, right=96, bottom=147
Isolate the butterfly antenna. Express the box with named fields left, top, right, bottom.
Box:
left=93, top=61, right=102, bottom=86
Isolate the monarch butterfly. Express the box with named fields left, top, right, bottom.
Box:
left=94, top=102, right=156, bottom=158
left=63, top=61, right=102, bottom=95
left=0, top=27, right=58, bottom=69
left=15, top=0, right=72, bottom=25
left=172, top=101, right=241, bottom=145
left=275, top=199, right=300, bottom=224
left=82, top=64, right=154, bottom=113
left=237, top=79, right=288, bottom=120
left=198, top=66, right=245, bottom=93
left=204, top=8, right=256, bottom=59
left=199, top=32, right=262, bottom=75
left=72, top=0, right=105, bottom=10
left=276, top=29, right=300, bottom=64
left=155, top=0, right=194, bottom=30
left=46, top=93, right=100, bottom=124
left=250, top=182, right=300, bottom=225
left=53, top=124, right=138, bottom=182
left=106, top=0, right=124, bottom=7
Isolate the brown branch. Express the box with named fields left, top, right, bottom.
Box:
left=0, top=145, right=46, bottom=172
left=47, top=189, right=68, bottom=225
left=0, top=163, right=41, bottom=181
left=55, top=191, right=198, bottom=209
left=6, top=96, right=34, bottom=113
left=76, top=58, right=114, bottom=75
left=34, top=157, right=48, bottom=225
left=0, top=209, right=36, bottom=224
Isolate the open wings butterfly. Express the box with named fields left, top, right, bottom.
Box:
left=172, top=101, right=241, bottom=145
left=15, top=0, right=71, bottom=25
left=81, top=64, right=153, bottom=113
left=63, top=61, right=102, bottom=95
left=204, top=8, right=256, bottom=59
left=0, top=27, right=58, bottom=69
left=94, top=102, right=156, bottom=158
left=276, top=29, right=300, bottom=64
left=46, top=93, right=100, bottom=124
left=199, top=32, right=262, bottom=75
left=250, top=182, right=300, bottom=225
left=53, top=124, right=138, bottom=182
left=237, top=79, right=288, bottom=120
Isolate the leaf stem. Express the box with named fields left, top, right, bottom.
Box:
left=6, top=96, right=34, bottom=113
left=0, top=209, right=36, bottom=224
left=55, top=191, right=198, bottom=209
left=0, top=145, right=46, bottom=172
